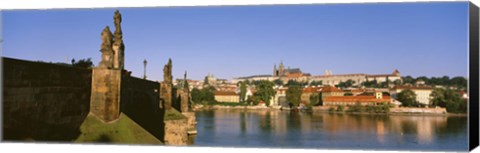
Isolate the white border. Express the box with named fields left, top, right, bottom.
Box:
left=0, top=0, right=478, bottom=153
left=0, top=0, right=472, bottom=10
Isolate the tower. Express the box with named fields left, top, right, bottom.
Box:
left=273, top=64, right=277, bottom=77
left=279, top=61, right=285, bottom=76
left=392, top=69, right=400, bottom=76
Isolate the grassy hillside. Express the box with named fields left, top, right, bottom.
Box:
left=75, top=113, right=162, bottom=144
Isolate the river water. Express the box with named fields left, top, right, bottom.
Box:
left=190, top=110, right=468, bottom=151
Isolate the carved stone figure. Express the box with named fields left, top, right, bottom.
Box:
left=112, top=10, right=125, bottom=69
left=114, top=10, right=122, bottom=35
left=160, top=58, right=174, bottom=110
left=98, top=26, right=114, bottom=68
left=163, top=58, right=173, bottom=83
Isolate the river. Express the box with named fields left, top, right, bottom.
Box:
left=189, top=110, right=468, bottom=151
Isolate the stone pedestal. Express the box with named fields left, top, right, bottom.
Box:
left=90, top=68, right=122, bottom=122
left=160, top=83, right=172, bottom=110
left=182, top=112, right=197, bottom=133
left=164, top=118, right=188, bottom=145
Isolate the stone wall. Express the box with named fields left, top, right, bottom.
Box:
left=2, top=57, right=193, bottom=144
left=121, top=76, right=164, bottom=141
left=163, top=118, right=187, bottom=145
left=390, top=107, right=447, bottom=114
left=2, top=57, right=92, bottom=141
left=182, top=112, right=197, bottom=133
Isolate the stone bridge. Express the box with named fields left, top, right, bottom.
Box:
left=2, top=10, right=195, bottom=145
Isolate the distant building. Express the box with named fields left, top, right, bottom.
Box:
left=390, top=85, right=434, bottom=106
left=312, top=73, right=367, bottom=86
left=320, top=86, right=344, bottom=101
left=214, top=91, right=240, bottom=103
left=273, top=86, right=288, bottom=106
left=365, top=69, right=402, bottom=83
left=217, top=84, right=237, bottom=92
left=300, top=87, right=321, bottom=105
left=232, top=61, right=311, bottom=84
left=231, top=74, right=276, bottom=84
left=310, top=69, right=402, bottom=86
left=323, top=92, right=391, bottom=106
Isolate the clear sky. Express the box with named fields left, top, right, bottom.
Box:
left=2, top=2, right=469, bottom=81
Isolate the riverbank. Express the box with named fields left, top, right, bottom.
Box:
left=312, top=105, right=453, bottom=116
left=192, top=104, right=466, bottom=116
left=192, top=104, right=281, bottom=111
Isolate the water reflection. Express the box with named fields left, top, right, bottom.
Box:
left=193, top=110, right=467, bottom=151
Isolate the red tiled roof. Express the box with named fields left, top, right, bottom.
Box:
left=324, top=95, right=391, bottom=103
left=322, top=86, right=342, bottom=92
left=303, top=87, right=320, bottom=93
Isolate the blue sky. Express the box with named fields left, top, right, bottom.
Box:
left=2, top=2, right=469, bottom=81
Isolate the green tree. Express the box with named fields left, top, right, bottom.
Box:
left=430, top=88, right=446, bottom=107
left=246, top=95, right=259, bottom=105
left=416, top=76, right=429, bottom=84
left=286, top=85, right=303, bottom=106
left=393, top=79, right=402, bottom=86
left=336, top=105, right=344, bottom=112
left=309, top=80, right=323, bottom=86
left=202, top=86, right=216, bottom=103
left=240, top=81, right=247, bottom=103
left=336, top=79, right=355, bottom=88
left=309, top=94, right=320, bottom=106
left=443, top=89, right=466, bottom=113
left=254, top=80, right=276, bottom=106
left=191, top=86, right=216, bottom=105
left=72, top=58, right=94, bottom=68
left=430, top=88, right=466, bottom=113
left=191, top=88, right=203, bottom=104
left=402, top=76, right=415, bottom=85
left=362, top=80, right=379, bottom=88
left=450, top=76, right=467, bottom=90
left=286, top=80, right=302, bottom=87
left=318, top=92, right=323, bottom=106
left=397, top=89, right=418, bottom=107
left=273, top=79, right=284, bottom=86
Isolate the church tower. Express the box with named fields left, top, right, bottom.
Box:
left=273, top=64, right=277, bottom=77
left=392, top=69, right=400, bottom=76
left=279, top=61, right=285, bottom=76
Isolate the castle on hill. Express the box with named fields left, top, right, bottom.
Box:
left=232, top=61, right=401, bottom=86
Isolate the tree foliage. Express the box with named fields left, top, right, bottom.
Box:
left=362, top=80, right=379, bottom=88
left=309, top=94, right=320, bottom=106
left=336, top=79, right=356, bottom=88
left=240, top=81, right=247, bottom=103
left=273, top=79, right=284, bottom=86
left=401, top=76, right=415, bottom=85
left=397, top=89, right=419, bottom=107
left=254, top=80, right=276, bottom=106
left=309, top=80, right=323, bottom=86
left=286, top=85, right=303, bottom=106
left=72, top=58, right=94, bottom=68
left=191, top=86, right=216, bottom=105
left=401, top=75, right=467, bottom=90
left=430, top=88, right=466, bottom=113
